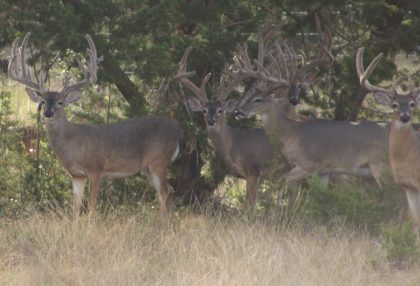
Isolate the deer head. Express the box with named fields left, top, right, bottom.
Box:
left=356, top=47, right=420, bottom=126
left=174, top=46, right=252, bottom=129
left=8, top=33, right=99, bottom=120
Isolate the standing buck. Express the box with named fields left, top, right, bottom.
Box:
left=174, top=47, right=274, bottom=212
left=8, top=33, right=181, bottom=216
left=356, top=47, right=420, bottom=236
left=235, top=18, right=389, bottom=186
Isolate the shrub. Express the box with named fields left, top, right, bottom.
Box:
left=382, top=221, right=420, bottom=268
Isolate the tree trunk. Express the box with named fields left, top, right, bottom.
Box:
left=100, top=52, right=147, bottom=115
left=349, top=89, right=368, bottom=121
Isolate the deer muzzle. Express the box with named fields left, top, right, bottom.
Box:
left=399, top=113, right=410, bottom=123
left=207, top=119, right=217, bottom=127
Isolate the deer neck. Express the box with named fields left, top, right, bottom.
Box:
left=44, top=110, right=72, bottom=154
left=207, top=116, right=234, bottom=159
left=389, top=120, right=416, bottom=163
left=260, top=100, right=297, bottom=143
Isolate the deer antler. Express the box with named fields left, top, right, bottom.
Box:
left=234, top=15, right=334, bottom=100
left=174, top=46, right=210, bottom=103
left=230, top=25, right=291, bottom=98
left=355, top=47, right=390, bottom=93
left=8, top=32, right=47, bottom=92
left=61, top=34, right=98, bottom=95
left=296, top=13, right=334, bottom=80
left=9, top=33, right=99, bottom=95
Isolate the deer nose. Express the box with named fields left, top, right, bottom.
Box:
left=207, top=119, right=216, bottom=127
left=44, top=109, right=54, bottom=119
left=289, top=97, right=299, bottom=106
left=400, top=113, right=410, bottom=123
left=233, top=110, right=244, bottom=119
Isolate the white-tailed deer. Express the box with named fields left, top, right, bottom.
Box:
left=356, top=47, right=420, bottom=236
left=234, top=18, right=389, bottom=186
left=174, top=47, right=275, bottom=212
left=8, top=33, right=181, bottom=216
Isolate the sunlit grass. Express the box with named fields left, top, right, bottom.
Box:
left=1, top=209, right=419, bottom=286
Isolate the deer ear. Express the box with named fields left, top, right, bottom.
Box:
left=25, top=88, right=43, bottom=103
left=186, top=97, right=203, bottom=112
left=372, top=91, right=393, bottom=106
left=224, top=98, right=238, bottom=112
left=64, top=90, right=83, bottom=104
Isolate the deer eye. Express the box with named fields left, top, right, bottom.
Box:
left=57, top=100, right=64, bottom=106
left=391, top=102, right=399, bottom=109
left=254, top=98, right=262, bottom=103
left=409, top=101, right=416, bottom=108
left=217, top=108, right=223, bottom=114
left=202, top=108, right=208, bottom=114
left=40, top=99, right=46, bottom=105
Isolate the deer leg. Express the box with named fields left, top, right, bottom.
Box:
left=88, top=174, right=102, bottom=215
left=245, top=176, right=260, bottom=213
left=405, top=189, right=420, bottom=240
left=72, top=176, right=86, bottom=217
left=284, top=166, right=309, bottom=205
left=284, top=165, right=311, bottom=183
left=368, top=162, right=384, bottom=187
left=148, top=165, right=173, bottom=216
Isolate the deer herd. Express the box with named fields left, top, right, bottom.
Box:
left=5, top=17, right=420, bottom=236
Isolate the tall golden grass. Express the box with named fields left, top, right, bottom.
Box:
left=1, top=209, right=419, bottom=286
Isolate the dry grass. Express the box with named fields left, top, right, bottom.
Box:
left=0, top=210, right=419, bottom=286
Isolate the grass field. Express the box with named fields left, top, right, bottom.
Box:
left=1, top=209, right=419, bottom=286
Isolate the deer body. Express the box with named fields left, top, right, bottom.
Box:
left=45, top=112, right=179, bottom=178
left=8, top=33, right=180, bottom=216
left=207, top=117, right=272, bottom=179
left=233, top=17, right=389, bottom=185
left=239, top=95, right=388, bottom=183
left=389, top=124, right=420, bottom=233
left=176, top=47, right=274, bottom=211
left=389, top=124, right=420, bottom=190
left=187, top=99, right=273, bottom=212
left=46, top=110, right=180, bottom=215
left=209, top=116, right=274, bottom=210
left=356, top=47, right=420, bottom=236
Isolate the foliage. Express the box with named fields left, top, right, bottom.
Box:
left=299, top=175, right=406, bottom=232
left=382, top=221, right=420, bottom=268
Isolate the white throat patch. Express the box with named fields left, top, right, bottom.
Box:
left=393, top=120, right=410, bottom=130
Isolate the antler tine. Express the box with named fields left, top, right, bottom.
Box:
left=8, top=32, right=45, bottom=92
left=218, top=64, right=247, bottom=102
left=407, top=74, right=420, bottom=94
left=20, top=33, right=31, bottom=81
left=257, top=23, right=276, bottom=65
left=296, top=14, right=334, bottom=79
left=316, top=14, right=333, bottom=60
left=61, top=34, right=99, bottom=95
left=85, top=34, right=98, bottom=83
left=355, top=47, right=389, bottom=93
left=174, top=47, right=209, bottom=103
left=218, top=41, right=264, bottom=102
left=280, top=41, right=297, bottom=81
